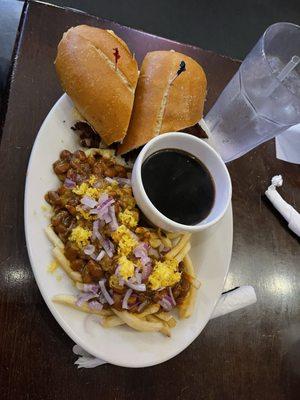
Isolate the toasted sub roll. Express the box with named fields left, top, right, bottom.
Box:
left=118, top=50, right=207, bottom=154
left=55, top=25, right=139, bottom=145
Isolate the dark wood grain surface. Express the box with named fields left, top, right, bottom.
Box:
left=0, top=1, right=299, bottom=399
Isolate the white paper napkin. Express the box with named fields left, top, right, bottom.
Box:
left=276, top=125, right=300, bottom=164
left=265, top=175, right=300, bottom=237
left=210, top=285, right=257, bottom=318
left=73, top=285, right=257, bottom=368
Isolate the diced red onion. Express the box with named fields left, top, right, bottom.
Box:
left=130, top=231, right=139, bottom=241
left=90, top=199, right=115, bottom=218
left=161, top=247, right=171, bottom=254
left=82, top=284, right=99, bottom=294
left=83, top=244, right=95, bottom=256
left=76, top=174, right=83, bottom=183
left=113, top=270, right=124, bottom=287
left=141, top=263, right=153, bottom=281
left=92, top=220, right=101, bottom=241
left=88, top=301, right=103, bottom=311
left=99, top=279, right=114, bottom=305
left=134, top=243, right=151, bottom=266
left=148, top=247, right=159, bottom=258
left=64, top=178, right=76, bottom=188
left=159, top=244, right=164, bottom=253
left=81, top=196, right=98, bottom=209
left=109, top=205, right=119, bottom=231
left=137, top=301, right=148, bottom=312
left=103, top=212, right=112, bottom=224
left=159, top=297, right=173, bottom=311
left=98, top=193, right=109, bottom=205
left=115, top=177, right=131, bottom=186
left=90, top=253, right=98, bottom=261
left=125, top=280, right=146, bottom=292
left=96, top=249, right=105, bottom=262
left=119, top=278, right=125, bottom=287
left=168, top=287, right=176, bottom=306
left=105, top=177, right=117, bottom=185
left=101, top=238, right=114, bottom=258
left=102, top=198, right=115, bottom=209
left=92, top=223, right=114, bottom=257
left=134, top=270, right=142, bottom=284
left=76, top=293, right=98, bottom=307
left=99, top=293, right=107, bottom=304
left=122, top=288, right=132, bottom=309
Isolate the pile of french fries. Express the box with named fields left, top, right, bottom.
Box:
left=47, top=226, right=200, bottom=337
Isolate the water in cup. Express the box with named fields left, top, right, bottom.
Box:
left=205, top=23, right=300, bottom=162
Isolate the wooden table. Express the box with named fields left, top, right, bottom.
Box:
left=0, top=2, right=299, bottom=399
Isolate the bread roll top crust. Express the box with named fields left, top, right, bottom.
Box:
left=55, top=25, right=139, bottom=145
left=118, top=50, right=207, bottom=154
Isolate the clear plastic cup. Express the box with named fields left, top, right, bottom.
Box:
left=205, top=23, right=300, bottom=162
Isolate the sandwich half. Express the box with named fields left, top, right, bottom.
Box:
left=55, top=25, right=139, bottom=145
left=118, top=50, right=207, bottom=155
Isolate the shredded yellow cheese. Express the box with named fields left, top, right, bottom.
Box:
left=118, top=209, right=139, bottom=229
left=118, top=256, right=135, bottom=280
left=70, top=226, right=91, bottom=248
left=148, top=259, right=181, bottom=290
left=112, top=225, right=137, bottom=256
left=88, top=175, right=97, bottom=185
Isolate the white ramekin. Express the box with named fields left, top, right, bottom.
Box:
left=132, top=132, right=232, bottom=232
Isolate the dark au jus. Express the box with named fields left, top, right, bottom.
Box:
left=141, top=149, right=215, bottom=225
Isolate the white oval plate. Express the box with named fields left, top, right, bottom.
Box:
left=25, top=94, right=233, bottom=368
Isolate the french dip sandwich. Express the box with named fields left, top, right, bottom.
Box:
left=118, top=50, right=207, bottom=154
left=55, top=25, right=139, bottom=145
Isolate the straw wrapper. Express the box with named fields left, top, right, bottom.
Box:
left=265, top=175, right=300, bottom=236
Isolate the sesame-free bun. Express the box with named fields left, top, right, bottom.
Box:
left=55, top=25, right=139, bottom=145
left=118, top=50, right=207, bottom=155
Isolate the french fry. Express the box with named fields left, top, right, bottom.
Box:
left=175, top=242, right=191, bottom=263
left=178, top=256, right=198, bottom=319
left=52, top=294, right=112, bottom=316
left=183, top=255, right=201, bottom=289
left=101, top=315, right=124, bottom=328
left=161, top=236, right=172, bottom=248
left=112, top=309, right=163, bottom=332
left=149, top=236, right=161, bottom=248
left=155, top=311, right=173, bottom=321
left=178, top=285, right=196, bottom=319
left=184, top=273, right=201, bottom=289
left=137, top=304, right=160, bottom=318
left=146, top=315, right=171, bottom=337
left=156, top=312, right=177, bottom=328
left=166, top=232, right=181, bottom=240
left=157, top=230, right=173, bottom=248
left=52, top=247, right=82, bottom=283
left=182, top=254, right=195, bottom=275
left=75, top=282, right=84, bottom=290
left=166, top=317, right=177, bottom=328
left=165, top=233, right=191, bottom=259
left=45, top=226, right=64, bottom=249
